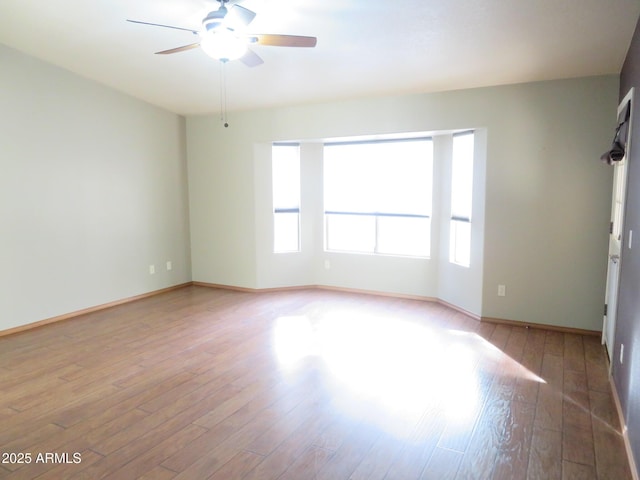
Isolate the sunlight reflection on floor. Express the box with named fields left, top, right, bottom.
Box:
left=273, top=309, right=545, bottom=438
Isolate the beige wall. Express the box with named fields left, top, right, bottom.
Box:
left=187, top=75, right=617, bottom=330
left=0, top=44, right=192, bottom=331
left=0, top=40, right=617, bottom=333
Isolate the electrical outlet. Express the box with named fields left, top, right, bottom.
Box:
left=621, top=343, right=625, bottom=364
left=498, top=285, right=506, bottom=297
left=324, top=260, right=331, bottom=270
left=166, top=261, right=172, bottom=271
left=149, top=265, right=155, bottom=275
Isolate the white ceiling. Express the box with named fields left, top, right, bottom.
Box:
left=1, top=0, right=638, bottom=116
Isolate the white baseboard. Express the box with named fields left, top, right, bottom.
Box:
left=610, top=376, right=639, bottom=480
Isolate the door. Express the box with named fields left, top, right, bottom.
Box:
left=603, top=89, right=634, bottom=364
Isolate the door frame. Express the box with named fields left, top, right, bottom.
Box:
left=603, top=87, right=635, bottom=367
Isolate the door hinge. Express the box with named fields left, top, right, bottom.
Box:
left=604, top=304, right=608, bottom=316
left=610, top=221, right=614, bottom=234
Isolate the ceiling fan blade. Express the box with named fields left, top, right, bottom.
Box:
left=155, top=43, right=201, bottom=55
left=239, top=48, right=264, bottom=67
left=251, top=34, right=317, bottom=48
left=225, top=5, right=256, bottom=29
left=127, top=19, right=198, bottom=34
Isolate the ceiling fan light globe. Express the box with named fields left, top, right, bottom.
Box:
left=200, top=30, right=247, bottom=61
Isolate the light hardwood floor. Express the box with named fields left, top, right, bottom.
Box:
left=0, top=286, right=632, bottom=479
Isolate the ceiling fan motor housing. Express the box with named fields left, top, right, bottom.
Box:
left=203, top=6, right=227, bottom=32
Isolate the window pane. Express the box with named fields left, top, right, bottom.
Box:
left=326, top=214, right=375, bottom=253
left=377, top=216, right=430, bottom=257
left=374, top=142, right=433, bottom=216
left=324, top=144, right=374, bottom=213
left=450, top=220, right=471, bottom=266
left=451, top=133, right=474, bottom=220
left=324, top=139, right=433, bottom=216
left=273, top=145, right=300, bottom=210
left=274, top=212, right=299, bottom=252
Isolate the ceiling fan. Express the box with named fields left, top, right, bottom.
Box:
left=127, top=0, right=317, bottom=67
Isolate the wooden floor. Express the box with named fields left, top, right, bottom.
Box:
left=0, top=286, right=632, bottom=480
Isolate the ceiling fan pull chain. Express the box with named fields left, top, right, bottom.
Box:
left=220, top=60, right=229, bottom=128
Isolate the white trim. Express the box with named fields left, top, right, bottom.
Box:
left=603, top=87, right=635, bottom=360
left=611, top=375, right=639, bottom=480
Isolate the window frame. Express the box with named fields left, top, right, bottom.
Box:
left=323, top=137, right=433, bottom=258
left=272, top=142, right=301, bottom=253
left=449, top=131, right=475, bottom=267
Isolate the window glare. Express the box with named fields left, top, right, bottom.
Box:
left=450, top=220, right=471, bottom=267
left=451, top=133, right=474, bottom=220
left=272, top=145, right=300, bottom=210
left=377, top=216, right=431, bottom=257
left=324, top=140, right=432, bottom=216
left=324, top=139, right=433, bottom=258
left=326, top=214, right=375, bottom=253
left=274, top=212, right=300, bottom=252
